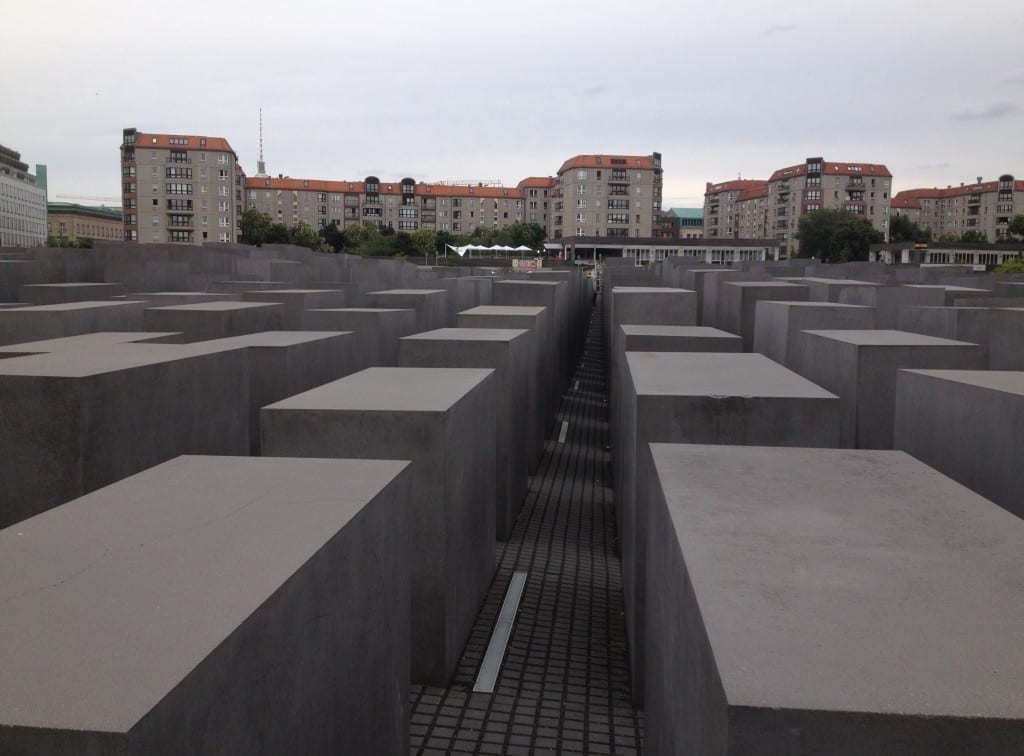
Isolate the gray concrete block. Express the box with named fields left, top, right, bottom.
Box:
left=303, top=308, right=418, bottom=370
left=897, top=306, right=1024, bottom=370
left=0, top=332, right=185, bottom=355
left=261, top=367, right=497, bottom=685
left=19, top=282, right=125, bottom=305
left=753, top=301, right=876, bottom=369
left=616, top=352, right=840, bottom=706
left=609, top=287, right=698, bottom=358
left=718, top=281, right=810, bottom=351
left=365, top=289, right=451, bottom=332
left=143, top=302, right=284, bottom=342
left=399, top=328, right=532, bottom=540
left=0, top=342, right=251, bottom=528
left=128, top=291, right=243, bottom=306
left=0, top=455, right=412, bottom=755
left=241, top=289, right=349, bottom=329
left=457, top=305, right=550, bottom=465
left=643, top=443, right=1024, bottom=755
left=837, top=284, right=946, bottom=328
left=0, top=301, right=149, bottom=346
left=793, top=330, right=985, bottom=449
left=772, top=276, right=881, bottom=303
left=895, top=369, right=1024, bottom=519
left=617, top=325, right=742, bottom=353
left=208, top=280, right=296, bottom=294
left=201, top=331, right=357, bottom=454
left=493, top=279, right=570, bottom=393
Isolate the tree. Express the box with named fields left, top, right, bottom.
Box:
left=889, top=214, right=931, bottom=244
left=994, top=255, right=1024, bottom=274
left=796, top=209, right=884, bottom=262
left=240, top=208, right=274, bottom=246
left=959, top=230, right=988, bottom=243
left=1008, top=214, right=1024, bottom=242
left=319, top=221, right=346, bottom=253
left=409, top=228, right=439, bottom=259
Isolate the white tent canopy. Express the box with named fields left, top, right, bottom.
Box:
left=446, top=243, right=534, bottom=258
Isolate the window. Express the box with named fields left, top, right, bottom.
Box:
left=576, top=184, right=587, bottom=195
left=576, top=213, right=586, bottom=222
left=577, top=199, right=587, bottom=209
left=218, top=169, right=228, bottom=180
left=576, top=170, right=588, bottom=179
left=166, top=167, right=192, bottom=179
left=217, top=154, right=229, bottom=165
left=166, top=183, right=193, bottom=195
left=122, top=166, right=135, bottom=177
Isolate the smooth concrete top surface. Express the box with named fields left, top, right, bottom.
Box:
left=723, top=281, right=808, bottom=289
left=402, top=327, right=528, bottom=343
left=367, top=289, right=446, bottom=296
left=458, top=305, right=545, bottom=317
left=145, top=301, right=281, bottom=312
left=648, top=443, right=1024, bottom=718
left=242, top=288, right=342, bottom=295
left=0, top=332, right=181, bottom=353
left=309, top=308, right=410, bottom=314
left=901, top=368, right=1024, bottom=396
left=0, top=455, right=411, bottom=732
left=21, top=283, right=117, bottom=290
left=611, top=287, right=695, bottom=294
left=264, top=366, right=494, bottom=412
left=773, top=277, right=880, bottom=286
left=626, top=352, right=837, bottom=398
left=760, top=301, right=870, bottom=309
left=1, top=300, right=147, bottom=312
left=903, top=285, right=991, bottom=293
left=194, top=330, right=349, bottom=348
left=494, top=280, right=560, bottom=287
left=801, top=329, right=978, bottom=347
left=620, top=325, right=736, bottom=338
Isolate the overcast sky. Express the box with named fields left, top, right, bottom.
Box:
left=3, top=0, right=1022, bottom=209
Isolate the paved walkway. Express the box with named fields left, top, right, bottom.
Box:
left=410, top=298, right=644, bottom=754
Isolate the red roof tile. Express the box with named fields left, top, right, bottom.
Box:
left=134, top=132, right=236, bottom=155
left=557, top=154, right=656, bottom=174
left=704, top=179, right=768, bottom=196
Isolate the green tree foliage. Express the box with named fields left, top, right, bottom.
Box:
left=796, top=209, right=884, bottom=262
left=1008, top=215, right=1024, bottom=242
left=240, top=209, right=330, bottom=252
left=319, top=222, right=346, bottom=252
left=888, top=214, right=931, bottom=244
left=409, top=229, right=439, bottom=258
left=46, top=235, right=93, bottom=249
left=994, top=256, right=1024, bottom=274
left=959, top=230, right=988, bottom=243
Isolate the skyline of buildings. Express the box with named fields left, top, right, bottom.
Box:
left=0, top=144, right=48, bottom=248
left=4, top=128, right=1022, bottom=254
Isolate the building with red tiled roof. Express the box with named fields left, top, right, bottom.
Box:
left=120, top=128, right=245, bottom=244
left=704, top=157, right=894, bottom=257
left=551, top=153, right=663, bottom=240
left=890, top=175, right=1023, bottom=242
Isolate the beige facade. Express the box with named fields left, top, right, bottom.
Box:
left=120, top=128, right=245, bottom=244
left=0, top=145, right=47, bottom=248
left=47, top=203, right=122, bottom=242
left=245, top=175, right=534, bottom=236
left=551, top=153, right=663, bottom=240
left=891, top=175, right=1023, bottom=242
left=705, top=158, right=893, bottom=257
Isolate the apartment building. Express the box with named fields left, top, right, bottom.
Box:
left=550, top=153, right=663, bottom=240
left=244, top=175, right=531, bottom=235
left=120, top=128, right=245, bottom=244
left=47, top=203, right=122, bottom=242
left=0, top=144, right=47, bottom=248
left=517, top=176, right=555, bottom=231
left=705, top=158, right=893, bottom=257
left=890, top=174, right=1023, bottom=241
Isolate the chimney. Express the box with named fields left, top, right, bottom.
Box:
left=977, top=176, right=983, bottom=184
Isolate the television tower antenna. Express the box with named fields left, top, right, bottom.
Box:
left=256, top=107, right=267, bottom=177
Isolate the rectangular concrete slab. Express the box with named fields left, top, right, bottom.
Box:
left=616, top=352, right=840, bottom=706
left=0, top=342, right=252, bottom=528
left=753, top=301, right=876, bottom=369
left=143, top=301, right=284, bottom=342
left=895, top=369, right=1024, bottom=519
left=897, top=306, right=1024, bottom=370
left=241, top=288, right=350, bottom=329
left=0, top=455, right=412, bottom=755
left=456, top=305, right=549, bottom=470
left=643, top=443, right=1024, bottom=755
left=399, top=327, right=532, bottom=540
left=261, top=367, right=497, bottom=685
left=794, top=329, right=985, bottom=448
left=365, top=289, right=451, bottom=331
left=718, top=281, right=810, bottom=351
left=20, top=282, right=125, bottom=306
left=303, top=307, right=418, bottom=370
left=0, top=301, right=149, bottom=346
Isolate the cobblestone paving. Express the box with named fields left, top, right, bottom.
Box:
left=410, top=299, right=644, bottom=754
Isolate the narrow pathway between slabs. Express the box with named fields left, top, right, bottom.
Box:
left=409, top=296, right=644, bottom=754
